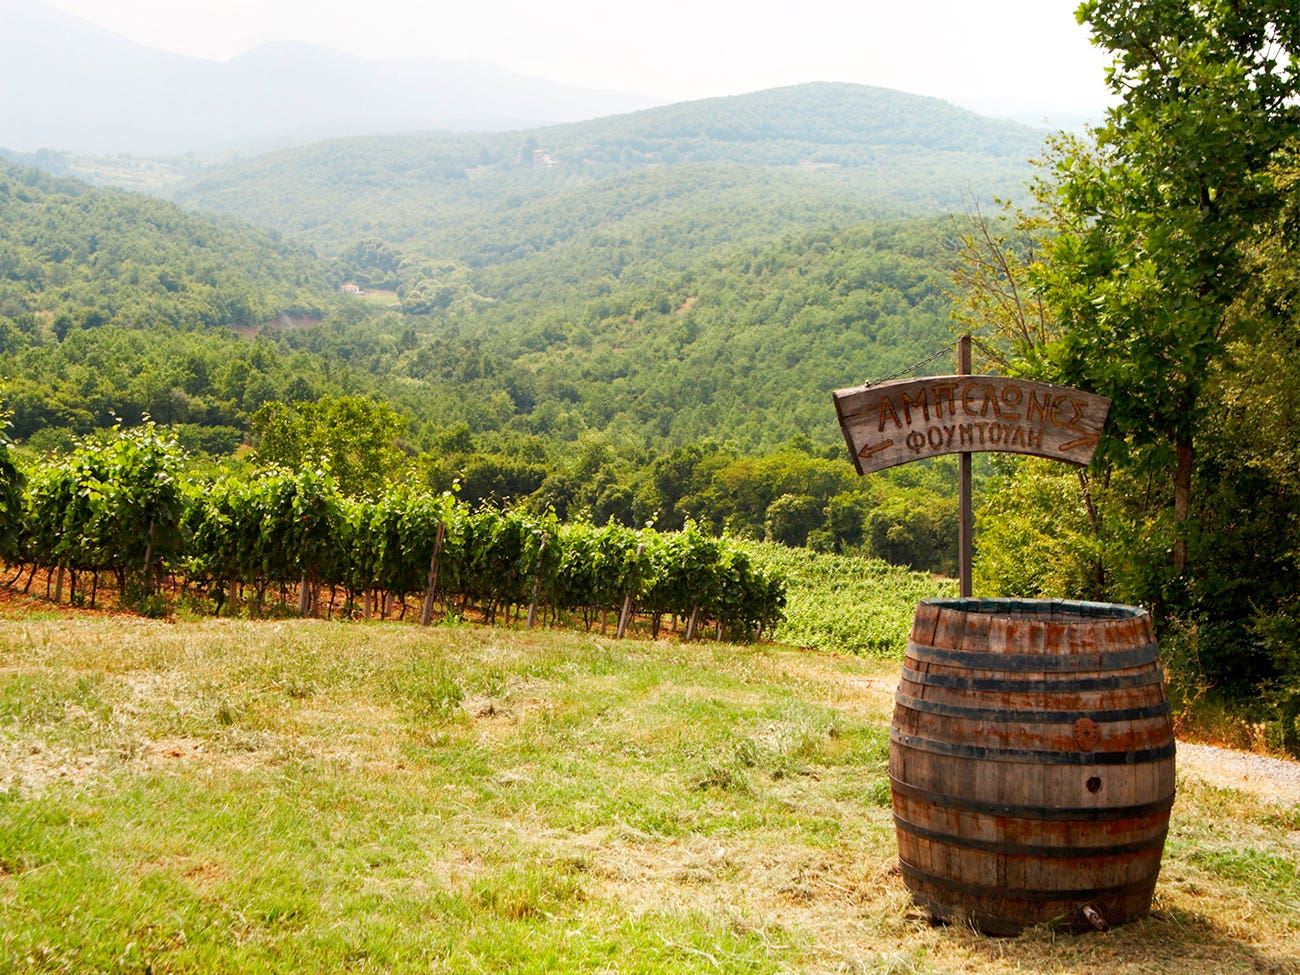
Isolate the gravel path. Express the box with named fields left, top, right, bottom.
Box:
left=1177, top=740, right=1300, bottom=807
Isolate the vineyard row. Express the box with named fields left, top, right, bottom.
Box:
left=0, top=426, right=786, bottom=640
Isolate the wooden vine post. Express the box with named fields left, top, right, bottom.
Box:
left=526, top=532, right=550, bottom=629
left=614, top=543, right=645, bottom=640
left=832, top=337, right=1110, bottom=596
left=684, top=604, right=700, bottom=642
left=419, top=523, right=447, bottom=626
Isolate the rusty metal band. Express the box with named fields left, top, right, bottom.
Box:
left=893, top=816, right=1169, bottom=859
left=893, top=692, right=1171, bottom=725
left=890, top=728, right=1177, bottom=766
left=898, top=860, right=1158, bottom=904
left=900, top=665, right=1166, bottom=694
left=919, top=597, right=1143, bottom=620
left=888, top=776, right=1176, bottom=822
left=905, top=640, right=1160, bottom=673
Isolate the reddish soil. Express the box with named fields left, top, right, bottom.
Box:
left=0, top=566, right=140, bottom=619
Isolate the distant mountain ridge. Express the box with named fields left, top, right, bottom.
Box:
left=0, top=78, right=1052, bottom=457
left=169, top=82, right=1047, bottom=258
left=161, top=83, right=1046, bottom=452
left=0, top=0, right=661, bottom=154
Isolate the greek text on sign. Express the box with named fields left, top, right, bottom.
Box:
left=833, top=376, right=1111, bottom=475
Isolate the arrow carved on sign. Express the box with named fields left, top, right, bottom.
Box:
left=857, top=438, right=895, bottom=461
left=1058, top=433, right=1102, bottom=453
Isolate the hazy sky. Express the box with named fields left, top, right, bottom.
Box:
left=42, top=0, right=1113, bottom=119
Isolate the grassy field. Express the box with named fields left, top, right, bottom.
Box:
left=1, top=616, right=1297, bottom=974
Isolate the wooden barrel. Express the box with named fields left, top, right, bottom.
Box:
left=889, top=598, right=1175, bottom=935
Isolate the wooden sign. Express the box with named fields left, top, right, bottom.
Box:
left=833, top=375, right=1111, bottom=476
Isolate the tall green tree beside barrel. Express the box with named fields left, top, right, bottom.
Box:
left=958, top=2, right=1300, bottom=720
left=1037, top=0, right=1298, bottom=578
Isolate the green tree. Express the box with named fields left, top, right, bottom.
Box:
left=950, top=5, right=1300, bottom=708
left=764, top=494, right=824, bottom=547
left=821, top=491, right=869, bottom=552
left=1181, top=144, right=1300, bottom=688
left=342, top=237, right=403, bottom=290
left=1037, top=0, right=1298, bottom=579
left=864, top=492, right=958, bottom=577
left=252, top=395, right=410, bottom=498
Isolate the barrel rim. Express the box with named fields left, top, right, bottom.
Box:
left=919, top=597, right=1148, bottom=622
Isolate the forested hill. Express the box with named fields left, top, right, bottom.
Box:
left=0, top=161, right=332, bottom=334
left=576, top=83, right=1045, bottom=159
left=170, top=83, right=1046, bottom=259
left=281, top=219, right=959, bottom=452
left=0, top=85, right=1040, bottom=457
left=0, top=151, right=962, bottom=456
left=0, top=161, right=360, bottom=444
left=166, top=84, right=1041, bottom=383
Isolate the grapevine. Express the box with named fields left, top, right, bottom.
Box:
left=3, top=431, right=786, bottom=641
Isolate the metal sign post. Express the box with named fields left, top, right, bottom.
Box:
left=832, top=337, right=1110, bottom=597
